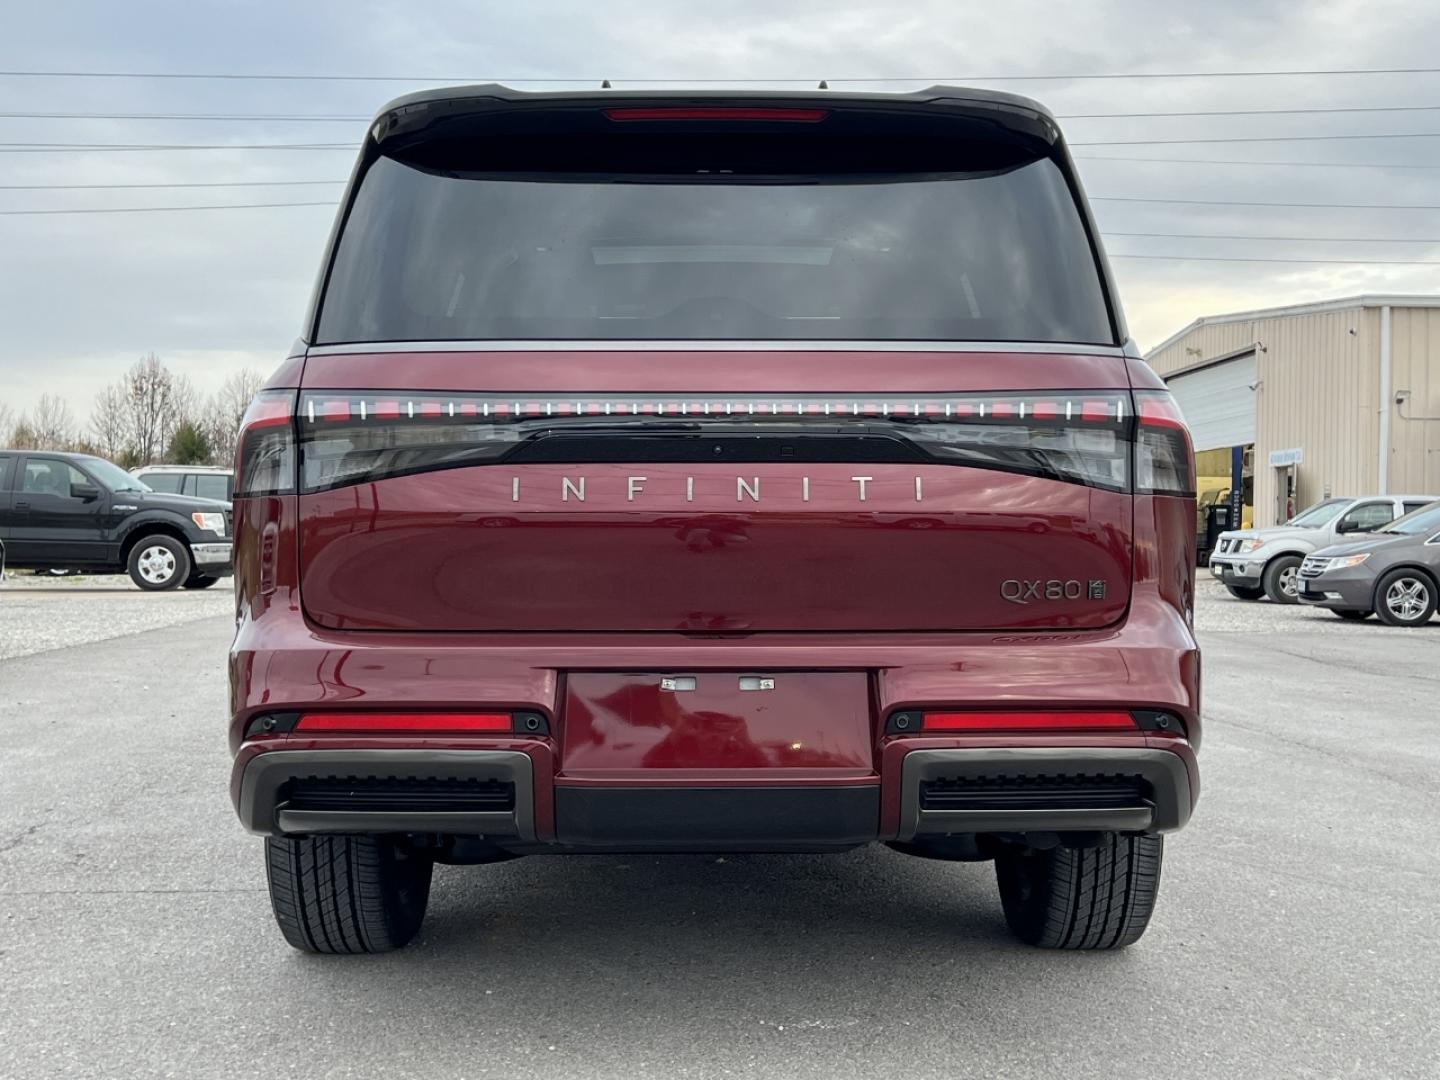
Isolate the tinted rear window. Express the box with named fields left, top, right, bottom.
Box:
left=317, top=154, right=1112, bottom=345
left=140, top=472, right=183, bottom=493
left=193, top=474, right=232, bottom=501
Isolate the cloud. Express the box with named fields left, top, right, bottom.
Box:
left=3, top=0, right=1438, bottom=423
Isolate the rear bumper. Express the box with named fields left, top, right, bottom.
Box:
left=233, top=736, right=1198, bottom=845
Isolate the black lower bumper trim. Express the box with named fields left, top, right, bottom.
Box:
left=897, top=747, right=1193, bottom=840
left=237, top=749, right=535, bottom=839
left=555, top=785, right=880, bottom=850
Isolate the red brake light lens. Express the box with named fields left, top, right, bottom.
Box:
left=234, top=389, right=297, bottom=496
left=604, top=107, right=828, bottom=123
left=295, top=713, right=513, bottom=733
left=1133, top=390, right=1195, bottom=496
left=918, top=711, right=1137, bottom=733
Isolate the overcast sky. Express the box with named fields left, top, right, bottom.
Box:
left=4, top=0, right=1440, bottom=424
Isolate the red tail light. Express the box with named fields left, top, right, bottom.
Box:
left=917, top=711, right=1137, bottom=733
left=1132, top=390, right=1194, bottom=496
left=604, top=107, right=828, bottom=123
left=234, top=390, right=297, bottom=497
left=295, top=712, right=513, bottom=733
left=294, top=390, right=1135, bottom=494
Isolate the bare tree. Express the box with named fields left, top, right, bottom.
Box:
left=0, top=401, right=13, bottom=446
left=121, top=353, right=190, bottom=465
left=90, top=383, right=132, bottom=461
left=204, top=368, right=265, bottom=465
left=30, top=394, right=77, bottom=450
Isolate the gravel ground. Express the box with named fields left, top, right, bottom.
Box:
left=0, top=572, right=231, bottom=661
left=1, top=576, right=1436, bottom=1079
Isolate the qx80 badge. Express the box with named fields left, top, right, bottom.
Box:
left=1000, top=579, right=1108, bottom=604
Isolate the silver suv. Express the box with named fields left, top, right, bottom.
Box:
left=1210, top=495, right=1438, bottom=603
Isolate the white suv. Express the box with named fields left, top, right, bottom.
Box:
left=130, top=465, right=234, bottom=505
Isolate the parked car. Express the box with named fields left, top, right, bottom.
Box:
left=1209, top=494, right=1437, bottom=603
left=131, top=464, right=234, bottom=504
left=229, top=84, right=1201, bottom=954
left=1297, top=499, right=1440, bottom=626
left=0, top=450, right=232, bottom=590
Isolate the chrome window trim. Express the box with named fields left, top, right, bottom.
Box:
left=305, top=339, right=1126, bottom=357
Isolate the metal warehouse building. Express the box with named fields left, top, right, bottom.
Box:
left=1145, top=294, right=1440, bottom=539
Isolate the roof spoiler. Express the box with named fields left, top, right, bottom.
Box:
left=366, top=84, right=1062, bottom=152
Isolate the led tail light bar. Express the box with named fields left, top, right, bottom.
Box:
left=1133, top=389, right=1194, bottom=497
left=234, top=389, right=297, bottom=497
left=294, top=389, right=1135, bottom=495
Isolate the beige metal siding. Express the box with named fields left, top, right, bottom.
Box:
left=1388, top=308, right=1440, bottom=495
left=1147, top=305, right=1381, bottom=525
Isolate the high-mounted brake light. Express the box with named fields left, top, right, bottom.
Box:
left=604, top=107, right=828, bottom=123
left=1133, top=390, right=1195, bottom=496
left=234, top=389, right=297, bottom=497
left=915, top=711, right=1137, bottom=733
left=295, top=712, right=513, bottom=733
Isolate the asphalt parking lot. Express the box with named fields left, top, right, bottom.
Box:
left=1, top=576, right=1436, bottom=1079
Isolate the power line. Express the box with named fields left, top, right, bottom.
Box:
left=5, top=201, right=1440, bottom=240
left=8, top=159, right=1440, bottom=191
left=1076, top=154, right=1440, bottom=170
left=1070, top=132, right=1440, bottom=146
left=5, top=67, right=1440, bottom=83
left=10, top=129, right=1440, bottom=154
left=1106, top=231, right=1440, bottom=243
left=0, top=142, right=353, bottom=152
left=1092, top=195, right=1440, bottom=209
left=0, top=179, right=346, bottom=190
left=10, top=104, right=1440, bottom=123
left=1110, top=253, right=1440, bottom=265
left=0, top=201, right=335, bottom=215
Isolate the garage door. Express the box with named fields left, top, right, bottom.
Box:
left=1165, top=352, right=1257, bottom=452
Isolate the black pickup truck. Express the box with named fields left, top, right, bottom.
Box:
left=0, top=450, right=232, bottom=590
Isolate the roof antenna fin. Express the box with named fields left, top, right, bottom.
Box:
left=601, top=79, right=612, bottom=89
left=817, top=79, right=829, bottom=89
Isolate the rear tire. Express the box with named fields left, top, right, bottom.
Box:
left=1333, top=609, right=1371, bottom=621
left=995, top=833, right=1163, bottom=949
left=265, top=835, right=433, bottom=954
left=1262, top=555, right=1303, bottom=604
left=1373, top=568, right=1438, bottom=627
left=1224, top=584, right=1265, bottom=601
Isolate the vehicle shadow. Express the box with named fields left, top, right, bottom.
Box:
left=271, top=847, right=1139, bottom=1028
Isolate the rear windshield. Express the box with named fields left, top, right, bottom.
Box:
left=316, top=154, right=1112, bottom=345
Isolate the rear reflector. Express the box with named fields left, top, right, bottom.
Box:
left=918, top=711, right=1137, bottom=733
left=604, top=107, right=828, bottom=123
left=295, top=713, right=513, bottom=734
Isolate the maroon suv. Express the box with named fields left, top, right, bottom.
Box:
left=229, top=85, right=1200, bottom=953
